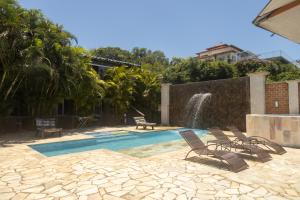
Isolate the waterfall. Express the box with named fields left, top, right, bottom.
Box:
left=184, top=93, right=211, bottom=128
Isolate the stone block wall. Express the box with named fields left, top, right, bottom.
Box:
left=169, top=77, right=250, bottom=131
left=161, top=72, right=299, bottom=132
left=265, top=82, right=289, bottom=114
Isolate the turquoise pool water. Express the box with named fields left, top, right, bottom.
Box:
left=29, top=128, right=207, bottom=157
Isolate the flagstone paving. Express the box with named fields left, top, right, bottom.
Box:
left=1, top=127, right=300, bottom=200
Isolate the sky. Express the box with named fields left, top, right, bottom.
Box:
left=19, top=0, right=300, bottom=60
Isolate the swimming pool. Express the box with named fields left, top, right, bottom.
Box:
left=29, top=128, right=207, bottom=157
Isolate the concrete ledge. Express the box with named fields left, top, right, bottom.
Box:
left=246, top=114, right=300, bottom=147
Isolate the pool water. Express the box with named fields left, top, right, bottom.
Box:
left=29, top=128, right=207, bottom=157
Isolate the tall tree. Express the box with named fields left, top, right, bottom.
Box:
left=91, top=47, right=134, bottom=63
left=0, top=0, right=105, bottom=116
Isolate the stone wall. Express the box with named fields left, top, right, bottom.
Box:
left=169, top=77, right=250, bottom=131
left=265, top=82, right=289, bottom=114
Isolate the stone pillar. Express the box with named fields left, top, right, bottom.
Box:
left=248, top=72, right=269, bottom=114
left=286, top=80, right=299, bottom=114
left=161, top=83, right=171, bottom=125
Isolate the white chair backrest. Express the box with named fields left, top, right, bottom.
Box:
left=36, top=118, right=56, bottom=128
left=133, top=117, right=146, bottom=123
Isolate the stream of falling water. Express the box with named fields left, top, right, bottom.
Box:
left=184, top=93, right=211, bottom=128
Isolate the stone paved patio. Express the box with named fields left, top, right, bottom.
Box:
left=1, top=126, right=300, bottom=200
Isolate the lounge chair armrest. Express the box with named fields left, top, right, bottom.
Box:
left=227, top=135, right=236, bottom=138
left=232, top=137, right=243, bottom=143
left=220, top=145, right=231, bottom=151
left=207, top=140, right=232, bottom=150
left=207, top=139, right=218, bottom=143
left=191, top=147, right=204, bottom=151
left=246, top=136, right=270, bottom=145
left=248, top=136, right=269, bottom=142
left=205, top=143, right=219, bottom=149
left=207, top=139, right=231, bottom=144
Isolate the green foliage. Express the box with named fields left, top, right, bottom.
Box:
left=133, top=67, right=161, bottom=119
left=91, top=47, right=169, bottom=74
left=91, top=47, right=165, bottom=117
left=163, top=58, right=234, bottom=84
left=67, top=48, right=106, bottom=116
left=103, top=66, right=140, bottom=114
left=0, top=0, right=104, bottom=116
left=235, top=59, right=296, bottom=76
left=268, top=71, right=300, bottom=82
left=164, top=58, right=300, bottom=84
left=132, top=47, right=169, bottom=74
left=234, top=59, right=300, bottom=82
left=234, top=59, right=267, bottom=77
left=91, top=47, right=134, bottom=63
left=103, top=66, right=160, bottom=116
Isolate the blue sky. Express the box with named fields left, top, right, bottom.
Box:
left=19, top=0, right=300, bottom=60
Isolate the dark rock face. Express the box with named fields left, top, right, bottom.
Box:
left=169, top=77, right=250, bottom=131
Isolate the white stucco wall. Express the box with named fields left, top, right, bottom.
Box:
left=161, top=83, right=171, bottom=125
left=248, top=72, right=269, bottom=114
left=247, top=114, right=300, bottom=147
left=287, top=80, right=299, bottom=114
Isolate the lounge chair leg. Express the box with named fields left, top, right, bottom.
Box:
left=185, top=149, right=194, bottom=159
